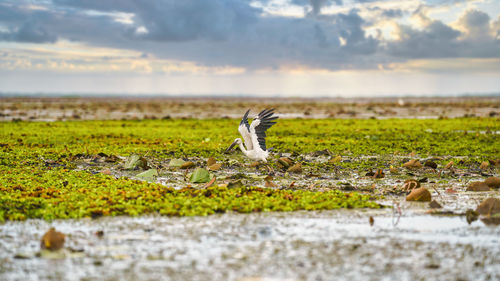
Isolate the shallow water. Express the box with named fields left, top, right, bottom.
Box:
left=1, top=208, right=499, bottom=281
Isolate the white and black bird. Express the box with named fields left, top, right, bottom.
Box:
left=225, top=109, right=278, bottom=162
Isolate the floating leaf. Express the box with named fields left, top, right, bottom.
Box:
left=169, top=158, right=185, bottom=168
left=124, top=154, right=148, bottom=170
left=189, top=168, right=210, bottom=183
left=135, top=169, right=158, bottom=182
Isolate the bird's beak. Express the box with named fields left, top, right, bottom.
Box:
left=225, top=140, right=238, bottom=153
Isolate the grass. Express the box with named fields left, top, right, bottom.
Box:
left=0, top=118, right=498, bottom=221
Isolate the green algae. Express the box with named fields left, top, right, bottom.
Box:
left=0, top=118, right=498, bottom=221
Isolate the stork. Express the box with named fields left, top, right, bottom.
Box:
left=225, top=108, right=278, bottom=163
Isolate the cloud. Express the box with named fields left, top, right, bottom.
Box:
left=0, top=0, right=499, bottom=73
left=388, top=9, right=500, bottom=59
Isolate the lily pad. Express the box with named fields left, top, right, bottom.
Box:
left=190, top=168, right=211, bottom=183
left=135, top=169, right=158, bottom=182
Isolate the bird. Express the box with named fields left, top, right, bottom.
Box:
left=225, top=108, right=278, bottom=163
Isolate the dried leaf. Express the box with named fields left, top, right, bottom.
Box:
left=479, top=161, right=490, bottom=170
left=429, top=200, right=442, bottom=209
left=445, top=161, right=454, bottom=169
left=203, top=177, right=216, bottom=188
left=227, top=180, right=244, bottom=189
left=207, top=157, right=216, bottom=167
left=329, top=155, right=342, bottom=164
left=403, top=159, right=422, bottom=169
left=180, top=161, right=195, bottom=169
left=406, top=187, right=432, bottom=202
left=265, top=181, right=278, bottom=187
left=466, top=181, right=490, bottom=192
left=369, top=216, right=374, bottom=226
left=40, top=227, right=65, bottom=251
left=373, top=169, right=385, bottom=179
left=208, top=163, right=222, bottom=171
left=277, top=157, right=293, bottom=168
left=402, top=179, right=420, bottom=192
left=476, top=198, right=500, bottom=216
left=484, top=177, right=500, bottom=188
left=287, top=163, right=302, bottom=173
left=424, top=160, right=437, bottom=169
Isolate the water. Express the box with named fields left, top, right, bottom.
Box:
left=1, top=208, right=499, bottom=281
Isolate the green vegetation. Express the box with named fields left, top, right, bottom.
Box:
left=0, top=118, right=498, bottom=221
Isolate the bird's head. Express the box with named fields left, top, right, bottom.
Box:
left=224, top=138, right=241, bottom=153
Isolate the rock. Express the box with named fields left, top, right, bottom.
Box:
left=40, top=228, right=65, bottom=251
left=402, top=179, right=420, bottom=192
left=429, top=200, right=442, bottom=209
left=444, top=161, right=454, bottom=169
left=180, top=161, right=195, bottom=169
left=479, top=161, right=489, bottom=170
left=476, top=198, right=500, bottom=216
left=287, top=163, right=302, bottom=173
left=403, top=159, right=422, bottom=169
left=207, top=157, right=216, bottom=167
left=208, top=163, right=221, bottom=171
left=424, top=160, right=438, bottom=169
left=406, top=187, right=432, bottom=202
left=484, top=177, right=500, bottom=188
left=466, top=181, right=490, bottom=192
left=373, top=169, right=385, bottom=179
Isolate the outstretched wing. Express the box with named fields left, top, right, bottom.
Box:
left=238, top=109, right=253, bottom=150
left=250, top=108, right=278, bottom=151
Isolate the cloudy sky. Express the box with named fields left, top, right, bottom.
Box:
left=0, top=0, right=499, bottom=96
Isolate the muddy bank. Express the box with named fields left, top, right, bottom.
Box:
left=1, top=96, right=499, bottom=121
